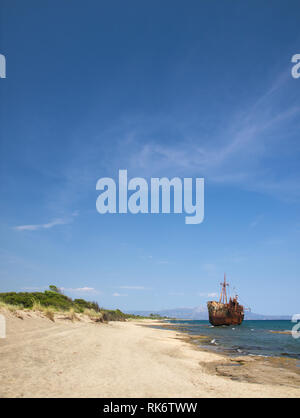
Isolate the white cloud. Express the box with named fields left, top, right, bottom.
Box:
left=20, top=285, right=96, bottom=293
left=21, top=286, right=45, bottom=291
left=202, top=263, right=217, bottom=273
left=13, top=212, right=78, bottom=231
left=118, top=286, right=147, bottom=290
left=14, top=218, right=66, bottom=231
left=198, top=292, right=218, bottom=298
left=74, top=287, right=95, bottom=292
left=113, top=292, right=128, bottom=297
left=140, top=255, right=153, bottom=260
left=168, top=292, right=184, bottom=296
left=61, top=286, right=97, bottom=293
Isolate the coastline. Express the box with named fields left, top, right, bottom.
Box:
left=148, top=321, right=300, bottom=388
left=154, top=319, right=300, bottom=360
left=0, top=308, right=299, bottom=398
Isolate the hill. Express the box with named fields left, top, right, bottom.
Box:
left=126, top=306, right=292, bottom=320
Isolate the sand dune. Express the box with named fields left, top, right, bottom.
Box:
left=0, top=309, right=299, bottom=398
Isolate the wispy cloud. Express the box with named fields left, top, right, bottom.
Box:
left=198, top=292, right=218, bottom=298
left=107, top=71, right=300, bottom=200
left=168, top=292, right=184, bottom=296
left=202, top=263, right=217, bottom=273
left=40, top=67, right=300, bottom=215
left=140, top=255, right=153, bottom=260
left=13, top=211, right=78, bottom=231
left=14, top=218, right=67, bottom=231
left=21, top=286, right=45, bottom=291
left=250, top=214, right=264, bottom=228
left=126, top=107, right=299, bottom=196
left=19, top=285, right=97, bottom=293
left=140, top=255, right=169, bottom=265
left=61, top=286, right=97, bottom=293
left=113, top=292, right=128, bottom=297
left=118, top=286, right=147, bottom=290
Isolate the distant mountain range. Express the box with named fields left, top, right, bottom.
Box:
left=127, top=306, right=291, bottom=320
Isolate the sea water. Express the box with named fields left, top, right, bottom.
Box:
left=164, top=320, right=300, bottom=359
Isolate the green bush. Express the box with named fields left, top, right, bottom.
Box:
left=74, top=299, right=100, bottom=312
left=0, top=291, right=74, bottom=310
left=0, top=287, right=134, bottom=321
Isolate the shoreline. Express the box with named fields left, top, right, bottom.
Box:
left=1, top=308, right=300, bottom=398
left=154, top=319, right=300, bottom=361
left=144, top=321, right=300, bottom=388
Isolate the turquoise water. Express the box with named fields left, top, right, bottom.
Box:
left=165, top=320, right=300, bottom=359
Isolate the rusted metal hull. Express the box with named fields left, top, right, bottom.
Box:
left=208, top=311, right=244, bottom=326
left=207, top=301, right=244, bottom=326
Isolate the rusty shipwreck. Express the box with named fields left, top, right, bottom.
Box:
left=207, top=274, right=244, bottom=326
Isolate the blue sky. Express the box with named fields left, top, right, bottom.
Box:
left=0, top=1, right=300, bottom=314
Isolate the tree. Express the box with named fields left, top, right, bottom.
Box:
left=49, top=285, right=62, bottom=294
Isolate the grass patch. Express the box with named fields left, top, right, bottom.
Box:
left=83, top=309, right=104, bottom=322
left=44, top=307, right=55, bottom=322
left=0, top=300, right=22, bottom=312
left=65, top=308, right=79, bottom=322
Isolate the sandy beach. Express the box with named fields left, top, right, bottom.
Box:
left=0, top=309, right=299, bottom=398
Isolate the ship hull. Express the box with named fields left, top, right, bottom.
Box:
left=207, top=301, right=244, bottom=326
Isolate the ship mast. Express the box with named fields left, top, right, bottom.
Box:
left=219, top=273, right=229, bottom=304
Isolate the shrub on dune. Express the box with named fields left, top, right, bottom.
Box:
left=0, top=286, right=137, bottom=323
